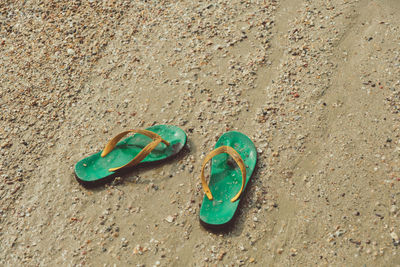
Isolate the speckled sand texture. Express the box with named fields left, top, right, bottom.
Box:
left=1, top=0, right=400, bottom=266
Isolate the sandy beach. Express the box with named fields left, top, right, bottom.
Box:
left=1, top=0, right=400, bottom=265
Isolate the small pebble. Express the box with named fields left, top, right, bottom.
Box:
left=165, top=215, right=175, bottom=223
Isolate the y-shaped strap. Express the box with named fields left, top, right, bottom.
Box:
left=200, top=145, right=246, bottom=202
left=101, top=129, right=170, bottom=172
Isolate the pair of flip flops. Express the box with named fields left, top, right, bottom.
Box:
left=75, top=125, right=257, bottom=228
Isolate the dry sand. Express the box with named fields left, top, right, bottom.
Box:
left=1, top=0, right=400, bottom=266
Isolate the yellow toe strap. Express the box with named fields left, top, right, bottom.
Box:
left=200, top=145, right=246, bottom=202
left=101, top=129, right=170, bottom=172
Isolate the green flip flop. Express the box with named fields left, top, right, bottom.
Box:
left=75, top=125, right=187, bottom=185
left=199, top=131, right=257, bottom=228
